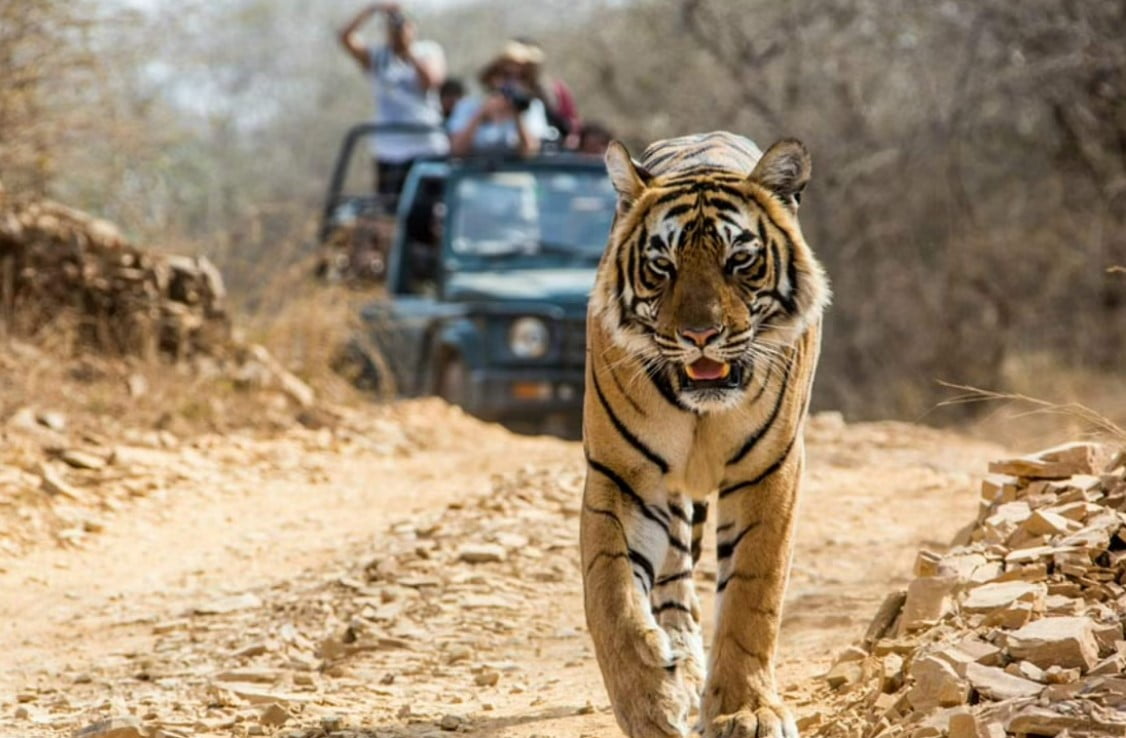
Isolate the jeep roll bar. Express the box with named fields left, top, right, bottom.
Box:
left=319, top=122, right=446, bottom=243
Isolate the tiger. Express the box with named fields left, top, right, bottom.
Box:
left=580, top=131, right=829, bottom=738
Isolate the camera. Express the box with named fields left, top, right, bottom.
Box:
left=387, top=8, right=406, bottom=29
left=499, top=82, right=532, bottom=113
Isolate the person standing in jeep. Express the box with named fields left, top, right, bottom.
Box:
left=338, top=3, right=449, bottom=200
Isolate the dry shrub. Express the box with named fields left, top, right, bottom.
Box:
left=240, top=255, right=379, bottom=405
left=941, top=380, right=1126, bottom=451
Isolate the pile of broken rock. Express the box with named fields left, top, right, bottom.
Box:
left=0, top=193, right=229, bottom=359
left=817, top=442, right=1126, bottom=738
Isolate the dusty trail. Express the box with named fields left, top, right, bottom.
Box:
left=0, top=401, right=1003, bottom=737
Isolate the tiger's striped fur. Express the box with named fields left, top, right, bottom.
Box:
left=581, top=132, right=829, bottom=738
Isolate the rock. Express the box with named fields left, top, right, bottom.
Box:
left=39, top=464, right=83, bottom=500
left=1014, top=660, right=1045, bottom=682
left=981, top=601, right=1036, bottom=629
left=439, top=714, right=465, bottom=731
left=964, top=662, right=1043, bottom=700
left=961, top=581, right=1045, bottom=614
left=947, top=712, right=979, bottom=738
left=836, top=645, right=869, bottom=663
left=1006, top=706, right=1126, bottom=736
left=259, top=703, right=290, bottom=728
left=72, top=717, right=144, bottom=738
left=989, top=443, right=1111, bottom=479
left=1022, top=509, right=1074, bottom=537
left=914, top=550, right=943, bottom=577
left=1037, top=442, right=1113, bottom=475
left=826, top=660, right=864, bottom=690
left=900, top=574, right=957, bottom=633
left=125, top=373, right=149, bottom=398
left=1005, top=616, right=1101, bottom=671
left=474, top=668, right=501, bottom=687
left=60, top=449, right=107, bottom=470
left=1090, top=652, right=1126, bottom=675
left=214, top=668, right=279, bottom=684
left=880, top=653, right=905, bottom=693
left=36, top=410, right=67, bottom=432
left=907, top=655, right=969, bottom=710
left=216, top=683, right=312, bottom=705
left=981, top=475, right=1019, bottom=503
left=1092, top=620, right=1124, bottom=651
left=457, top=544, right=506, bottom=564
left=193, top=592, right=262, bottom=615
left=863, top=590, right=907, bottom=647
left=954, top=636, right=1003, bottom=667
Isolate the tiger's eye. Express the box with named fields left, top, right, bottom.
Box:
left=726, top=249, right=758, bottom=274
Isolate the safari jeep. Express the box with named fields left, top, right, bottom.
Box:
left=355, top=153, right=616, bottom=436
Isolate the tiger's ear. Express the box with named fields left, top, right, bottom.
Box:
left=604, top=140, right=652, bottom=208
left=750, top=138, right=811, bottom=210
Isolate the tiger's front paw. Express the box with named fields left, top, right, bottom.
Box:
left=665, top=624, right=705, bottom=710
left=707, top=703, right=798, bottom=738
left=603, top=626, right=693, bottom=737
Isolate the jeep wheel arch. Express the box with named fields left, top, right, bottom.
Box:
left=435, top=351, right=469, bottom=409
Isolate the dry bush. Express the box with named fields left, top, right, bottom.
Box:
left=0, top=1, right=97, bottom=193
left=239, top=257, right=378, bottom=406
left=941, top=381, right=1126, bottom=452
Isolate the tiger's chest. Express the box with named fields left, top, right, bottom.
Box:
left=660, top=393, right=792, bottom=501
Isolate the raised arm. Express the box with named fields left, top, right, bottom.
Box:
left=338, top=3, right=395, bottom=70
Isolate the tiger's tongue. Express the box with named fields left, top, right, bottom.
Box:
left=685, top=357, right=730, bottom=381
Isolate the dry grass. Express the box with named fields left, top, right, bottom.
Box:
left=0, top=317, right=330, bottom=445
left=239, top=255, right=380, bottom=406
left=939, top=380, right=1126, bottom=451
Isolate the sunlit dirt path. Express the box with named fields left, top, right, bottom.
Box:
left=0, top=402, right=1004, bottom=737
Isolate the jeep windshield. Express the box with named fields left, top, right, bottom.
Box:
left=447, top=168, right=616, bottom=270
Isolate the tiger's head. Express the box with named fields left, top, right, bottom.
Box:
left=592, top=134, right=830, bottom=413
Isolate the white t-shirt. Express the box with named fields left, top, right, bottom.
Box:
left=368, top=40, right=449, bottom=163
left=446, top=95, right=549, bottom=153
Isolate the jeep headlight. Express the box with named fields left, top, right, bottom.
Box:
left=509, top=317, right=549, bottom=359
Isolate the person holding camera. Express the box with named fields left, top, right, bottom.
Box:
left=338, top=3, right=448, bottom=198
left=446, top=43, right=548, bottom=157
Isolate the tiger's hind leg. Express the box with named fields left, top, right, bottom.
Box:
left=652, top=496, right=707, bottom=712
left=703, top=451, right=803, bottom=738
left=581, top=467, right=693, bottom=737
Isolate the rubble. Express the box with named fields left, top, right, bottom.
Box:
left=817, top=441, right=1126, bottom=738
left=0, top=194, right=230, bottom=359
left=1005, top=617, right=1101, bottom=671
left=72, top=717, right=144, bottom=738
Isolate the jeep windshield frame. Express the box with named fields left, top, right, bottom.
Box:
left=441, top=158, right=616, bottom=273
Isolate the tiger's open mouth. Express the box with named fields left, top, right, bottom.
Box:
left=681, top=357, right=742, bottom=390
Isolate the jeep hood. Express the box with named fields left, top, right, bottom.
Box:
left=445, top=269, right=597, bottom=307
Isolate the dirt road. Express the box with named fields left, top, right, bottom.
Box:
left=0, top=400, right=1004, bottom=737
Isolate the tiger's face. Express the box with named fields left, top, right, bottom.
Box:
left=596, top=138, right=829, bottom=413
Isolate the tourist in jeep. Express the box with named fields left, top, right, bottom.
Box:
left=446, top=43, right=548, bottom=158
left=338, top=2, right=449, bottom=199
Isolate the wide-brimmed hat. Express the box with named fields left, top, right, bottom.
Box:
left=478, top=41, right=544, bottom=84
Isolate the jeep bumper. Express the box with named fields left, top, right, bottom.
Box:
left=466, top=368, right=585, bottom=421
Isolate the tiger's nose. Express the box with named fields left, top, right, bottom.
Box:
left=680, top=325, right=722, bottom=347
